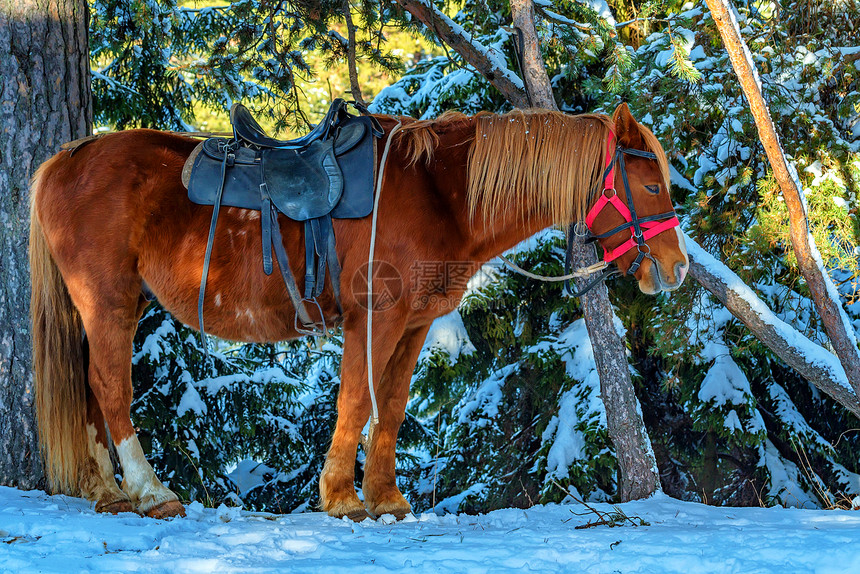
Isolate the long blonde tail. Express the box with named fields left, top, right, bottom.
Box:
left=29, top=161, right=88, bottom=495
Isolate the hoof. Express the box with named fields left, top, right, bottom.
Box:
left=346, top=509, right=374, bottom=522
left=389, top=508, right=411, bottom=521
left=144, top=500, right=186, bottom=519
left=367, top=498, right=412, bottom=521
left=96, top=499, right=134, bottom=515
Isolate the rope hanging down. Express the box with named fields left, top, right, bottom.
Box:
left=365, top=121, right=403, bottom=428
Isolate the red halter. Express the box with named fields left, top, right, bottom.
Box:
left=582, top=132, right=680, bottom=271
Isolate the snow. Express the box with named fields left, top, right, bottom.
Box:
left=228, top=460, right=279, bottom=495
left=582, top=0, right=616, bottom=25
left=684, top=233, right=856, bottom=395
left=533, top=319, right=608, bottom=480
left=758, top=439, right=819, bottom=507
left=5, top=487, right=860, bottom=572
left=456, top=363, right=519, bottom=425
left=416, top=0, right=523, bottom=93
left=418, top=311, right=476, bottom=366
left=177, top=383, right=207, bottom=417
left=697, top=354, right=752, bottom=407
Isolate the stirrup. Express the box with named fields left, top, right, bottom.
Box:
left=295, top=297, right=327, bottom=337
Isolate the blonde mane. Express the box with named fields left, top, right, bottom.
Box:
left=466, top=109, right=612, bottom=225
left=394, top=108, right=670, bottom=226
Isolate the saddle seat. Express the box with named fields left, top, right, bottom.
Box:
left=184, top=98, right=383, bottom=341
left=231, top=100, right=347, bottom=149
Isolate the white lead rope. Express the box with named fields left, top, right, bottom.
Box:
left=366, top=121, right=403, bottom=427
left=497, top=255, right=608, bottom=282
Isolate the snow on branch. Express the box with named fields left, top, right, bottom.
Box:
left=685, top=233, right=860, bottom=418
left=393, top=0, right=529, bottom=108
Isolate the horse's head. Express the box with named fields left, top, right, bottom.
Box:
left=585, top=104, right=688, bottom=294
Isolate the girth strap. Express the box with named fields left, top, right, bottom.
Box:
left=327, top=225, right=344, bottom=315
left=304, top=220, right=317, bottom=299
left=197, top=142, right=236, bottom=354
left=303, top=216, right=331, bottom=300
left=268, top=207, right=318, bottom=332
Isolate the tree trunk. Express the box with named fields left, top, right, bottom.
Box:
left=685, top=235, right=860, bottom=418
left=704, top=0, right=860, bottom=394
left=0, top=0, right=92, bottom=488
left=343, top=0, right=365, bottom=107
left=509, top=0, right=660, bottom=500
left=509, top=0, right=556, bottom=110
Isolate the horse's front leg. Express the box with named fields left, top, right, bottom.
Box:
left=362, top=324, right=431, bottom=520
left=319, top=314, right=405, bottom=521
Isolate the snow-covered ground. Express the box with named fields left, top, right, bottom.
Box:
left=3, top=488, right=860, bottom=573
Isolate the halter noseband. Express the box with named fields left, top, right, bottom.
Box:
left=565, top=132, right=680, bottom=296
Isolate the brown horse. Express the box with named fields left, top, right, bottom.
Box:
left=29, top=103, right=688, bottom=520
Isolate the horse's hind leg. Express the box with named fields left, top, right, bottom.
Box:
left=362, top=324, right=430, bottom=520
left=79, top=379, right=133, bottom=514
left=79, top=295, right=185, bottom=518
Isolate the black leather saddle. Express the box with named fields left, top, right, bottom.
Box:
left=185, top=99, right=383, bottom=342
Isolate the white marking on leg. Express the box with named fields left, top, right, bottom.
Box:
left=116, top=436, right=178, bottom=513
left=87, top=425, right=121, bottom=488
left=85, top=424, right=127, bottom=505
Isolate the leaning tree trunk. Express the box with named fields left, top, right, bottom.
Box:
left=685, top=236, right=860, bottom=418
left=704, top=0, right=860, bottom=394
left=509, top=0, right=660, bottom=500
left=0, top=0, right=92, bottom=488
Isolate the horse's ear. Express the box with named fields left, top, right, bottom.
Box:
left=612, top=103, right=644, bottom=147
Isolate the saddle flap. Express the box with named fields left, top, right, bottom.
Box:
left=261, top=140, right=344, bottom=221
left=333, top=122, right=367, bottom=156
left=187, top=139, right=264, bottom=210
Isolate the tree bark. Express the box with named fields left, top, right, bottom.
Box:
left=685, top=236, right=860, bottom=418
left=343, top=0, right=365, bottom=107
left=704, top=0, right=860, bottom=395
left=509, top=0, right=556, bottom=109
left=393, top=0, right=530, bottom=108
left=508, top=0, right=660, bottom=500
left=0, top=0, right=92, bottom=488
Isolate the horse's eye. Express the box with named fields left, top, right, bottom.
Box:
left=645, top=184, right=661, bottom=195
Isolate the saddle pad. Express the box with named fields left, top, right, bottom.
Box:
left=186, top=116, right=376, bottom=220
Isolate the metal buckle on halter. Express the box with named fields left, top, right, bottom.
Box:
left=573, top=221, right=589, bottom=238
left=602, top=187, right=617, bottom=198
left=637, top=242, right=651, bottom=255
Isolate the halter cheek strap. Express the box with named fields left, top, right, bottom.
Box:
left=582, top=133, right=680, bottom=275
